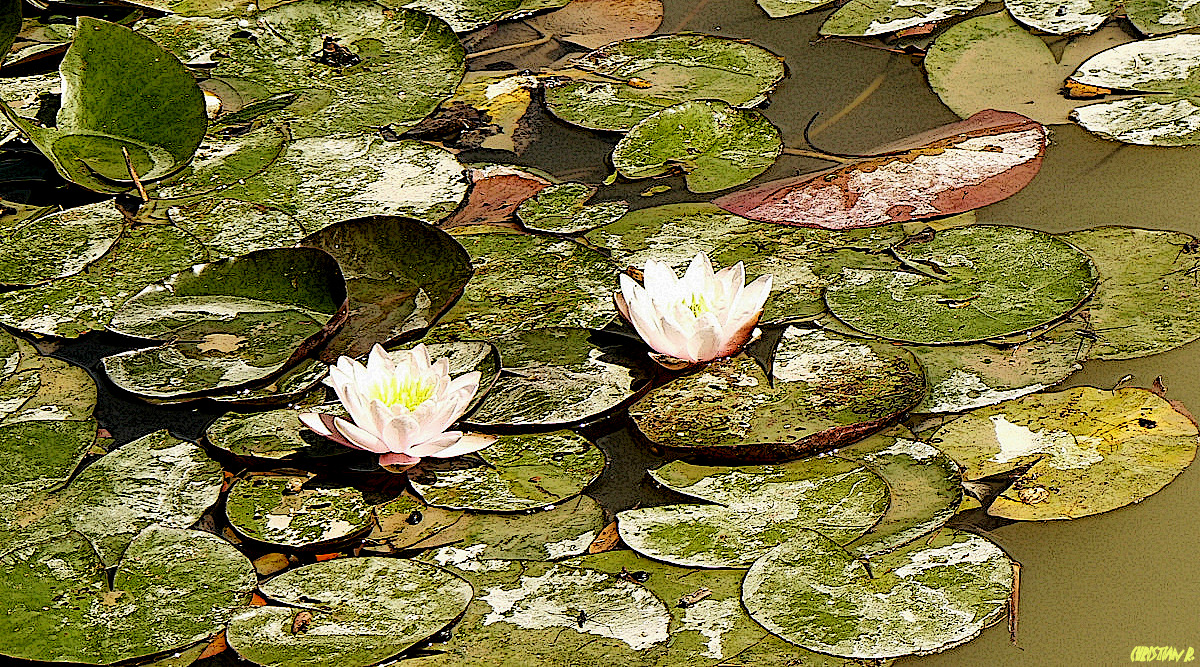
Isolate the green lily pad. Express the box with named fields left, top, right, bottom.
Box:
left=431, top=228, right=618, bottom=341
left=0, top=17, right=206, bottom=193
left=1059, top=227, right=1200, bottom=360
left=575, top=549, right=882, bottom=666
left=0, top=196, right=123, bottom=287
left=611, top=100, right=781, bottom=193
left=907, top=317, right=1089, bottom=413
left=924, top=14, right=1135, bottom=125
left=141, top=2, right=464, bottom=139
left=152, top=125, right=289, bottom=201
left=629, top=326, right=925, bottom=461
left=0, top=217, right=207, bottom=338
left=405, top=559, right=672, bottom=664
left=206, top=399, right=350, bottom=460
left=930, top=386, right=1200, bottom=520
left=543, top=33, right=786, bottom=132
left=1067, top=35, right=1200, bottom=145
left=584, top=203, right=906, bottom=323
left=836, top=427, right=962, bottom=558
left=225, top=472, right=373, bottom=548
left=416, top=494, right=607, bottom=563
left=409, top=430, right=604, bottom=511
left=227, top=557, right=473, bottom=667
left=0, top=525, right=256, bottom=665
left=0, top=335, right=97, bottom=493
left=1006, top=0, right=1114, bottom=35
left=464, top=327, right=653, bottom=430
left=819, top=0, right=984, bottom=37
left=397, top=0, right=571, bottom=32
left=0, top=430, right=224, bottom=566
left=0, top=0, right=21, bottom=64
left=364, top=491, right=466, bottom=554
left=162, top=197, right=308, bottom=260
left=102, top=247, right=347, bottom=399
left=209, top=356, right=331, bottom=407
left=617, top=457, right=888, bottom=567
left=742, top=530, right=1013, bottom=659
left=302, top=216, right=473, bottom=361
left=219, top=136, right=468, bottom=231
left=757, top=0, right=834, bottom=18
left=516, top=182, right=629, bottom=234
left=824, top=225, right=1099, bottom=344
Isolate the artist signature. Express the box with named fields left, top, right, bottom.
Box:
left=1131, top=646, right=1196, bottom=662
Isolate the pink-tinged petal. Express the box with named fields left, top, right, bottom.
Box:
left=368, top=343, right=394, bottom=373
left=421, top=433, right=497, bottom=458
left=446, top=370, right=481, bottom=397
left=406, top=431, right=465, bottom=457
left=716, top=310, right=763, bottom=358
left=379, top=451, right=420, bottom=467
left=299, top=412, right=354, bottom=448
left=614, top=290, right=633, bottom=325
left=333, top=417, right=392, bottom=454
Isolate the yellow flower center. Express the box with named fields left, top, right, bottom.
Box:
left=685, top=292, right=711, bottom=317
left=369, top=376, right=434, bottom=410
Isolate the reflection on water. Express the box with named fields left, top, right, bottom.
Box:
left=517, top=1, right=1200, bottom=663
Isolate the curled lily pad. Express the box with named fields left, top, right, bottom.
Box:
left=417, top=494, right=607, bottom=562
left=585, top=202, right=905, bottom=323
left=0, top=430, right=224, bottom=566
left=820, top=0, right=984, bottom=36
left=544, top=33, right=786, bottom=132
left=398, top=0, right=571, bottom=32
left=617, top=457, right=889, bottom=567
left=0, top=525, right=256, bottom=665
left=824, top=225, right=1099, bottom=344
left=0, top=200, right=123, bottom=287
left=302, top=216, right=473, bottom=360
left=102, top=247, right=347, bottom=399
left=907, top=317, right=1089, bottom=413
left=836, top=427, right=962, bottom=558
left=409, top=430, right=604, bottom=511
left=517, top=182, right=629, bottom=234
left=225, top=473, right=373, bottom=548
left=227, top=557, right=473, bottom=667
left=1059, top=227, right=1200, bottom=360
left=930, top=386, right=1200, bottom=520
left=432, top=228, right=618, bottom=341
left=141, top=2, right=465, bottom=139
left=0, top=18, right=206, bottom=193
left=464, top=327, right=653, bottom=430
left=742, top=530, right=1013, bottom=659
left=630, top=326, right=925, bottom=461
left=611, top=100, right=782, bottom=193
left=714, top=111, right=1046, bottom=229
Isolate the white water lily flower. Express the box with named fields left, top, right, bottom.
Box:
left=616, top=252, right=772, bottom=364
left=300, top=344, right=491, bottom=469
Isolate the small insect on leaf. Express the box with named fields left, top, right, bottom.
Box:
left=618, top=567, right=650, bottom=583
left=677, top=587, right=712, bottom=608
left=313, top=35, right=361, bottom=67
left=405, top=510, right=424, bottom=525
left=291, top=611, right=314, bottom=635
left=1063, top=80, right=1111, bottom=99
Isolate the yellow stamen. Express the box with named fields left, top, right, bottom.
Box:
left=369, top=376, right=434, bottom=410
left=685, top=292, right=711, bottom=317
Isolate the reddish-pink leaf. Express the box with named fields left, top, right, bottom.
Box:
left=714, top=110, right=1045, bottom=230
left=440, top=165, right=552, bottom=229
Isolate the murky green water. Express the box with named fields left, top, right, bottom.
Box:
left=512, top=1, right=1200, bottom=663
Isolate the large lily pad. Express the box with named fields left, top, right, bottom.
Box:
left=1067, top=35, right=1200, bottom=145
left=302, top=216, right=473, bottom=360
left=629, top=326, right=925, bottom=461
left=365, top=491, right=466, bottom=553
left=415, top=494, right=607, bottom=562
left=141, top=2, right=465, bottom=139
left=1058, top=227, right=1200, bottom=360
left=836, top=427, right=962, bottom=558
left=225, top=473, right=373, bottom=548
left=102, top=247, right=347, bottom=399
left=516, top=182, right=629, bottom=235
left=527, top=0, right=664, bottom=50
left=206, top=401, right=350, bottom=460
left=398, top=0, right=570, bottom=32
left=924, top=14, right=1135, bottom=125
left=611, top=100, right=781, bottom=193
left=1007, top=0, right=1200, bottom=35
left=0, top=525, right=256, bottom=665
left=163, top=197, right=308, bottom=260
left=543, top=33, right=786, bottom=132
left=0, top=199, right=123, bottom=286
left=464, top=327, right=653, bottom=429
left=584, top=202, right=906, bottom=323
left=617, top=456, right=889, bottom=567
left=0, top=18, right=206, bottom=193
left=742, top=530, right=1013, bottom=659
left=409, top=430, right=604, bottom=511
left=432, top=228, right=618, bottom=341
left=0, top=216, right=207, bottom=338
left=819, top=0, right=985, bottom=37
left=824, top=225, right=1099, bottom=344
left=930, top=386, right=1200, bottom=520
left=757, top=0, right=835, bottom=18
left=227, top=557, right=473, bottom=667
left=151, top=125, right=289, bottom=201
left=714, top=110, right=1045, bottom=229
left=0, top=430, right=224, bottom=566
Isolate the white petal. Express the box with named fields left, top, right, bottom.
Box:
left=407, top=431, right=466, bottom=457
left=417, top=433, right=497, bottom=458
left=333, top=417, right=391, bottom=453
